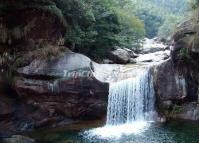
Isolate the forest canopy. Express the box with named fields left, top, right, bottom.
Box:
left=0, top=0, right=188, bottom=59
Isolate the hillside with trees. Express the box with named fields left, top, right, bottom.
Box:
left=0, top=0, right=189, bottom=61
left=133, top=0, right=188, bottom=39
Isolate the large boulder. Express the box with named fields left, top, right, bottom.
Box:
left=14, top=53, right=109, bottom=125
left=154, top=60, right=187, bottom=101
left=173, top=20, right=196, bottom=43
left=154, top=59, right=199, bottom=120
left=171, top=19, right=199, bottom=63
left=109, top=48, right=131, bottom=64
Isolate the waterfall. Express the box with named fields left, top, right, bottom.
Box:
left=84, top=67, right=157, bottom=139
left=106, top=68, right=156, bottom=125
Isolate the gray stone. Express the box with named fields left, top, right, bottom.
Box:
left=103, top=59, right=114, bottom=64
left=162, top=100, right=173, bottom=109
left=129, top=58, right=137, bottom=64
left=109, top=48, right=131, bottom=64
left=173, top=103, right=199, bottom=121
left=14, top=53, right=109, bottom=132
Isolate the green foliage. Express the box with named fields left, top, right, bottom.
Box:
left=158, top=15, right=183, bottom=39
left=171, top=105, right=183, bottom=114
left=0, top=0, right=189, bottom=59
left=53, top=0, right=145, bottom=58
left=136, top=10, right=163, bottom=38
left=189, top=0, right=199, bottom=9
left=132, top=0, right=187, bottom=39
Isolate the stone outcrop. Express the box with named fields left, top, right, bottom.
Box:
left=10, top=53, right=108, bottom=133
left=154, top=60, right=187, bottom=102
left=154, top=19, right=199, bottom=121
left=154, top=59, right=199, bottom=120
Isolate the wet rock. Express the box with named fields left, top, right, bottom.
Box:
left=136, top=50, right=170, bottom=63
left=162, top=100, right=173, bottom=109
left=1, top=135, right=35, bottom=143
left=157, top=116, right=167, bottom=123
left=0, top=94, right=15, bottom=117
left=172, top=103, right=199, bottom=121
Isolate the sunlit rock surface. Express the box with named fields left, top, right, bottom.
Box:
left=139, top=38, right=168, bottom=54
left=136, top=50, right=170, bottom=63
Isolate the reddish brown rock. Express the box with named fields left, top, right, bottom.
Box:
left=14, top=53, right=108, bottom=124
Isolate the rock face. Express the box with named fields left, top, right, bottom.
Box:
left=154, top=59, right=199, bottom=120
left=154, top=19, right=199, bottom=121
left=0, top=4, right=66, bottom=47
left=1, top=135, right=35, bottom=143
left=0, top=53, right=109, bottom=138
left=13, top=53, right=108, bottom=130
left=0, top=2, right=67, bottom=69
left=172, top=19, right=199, bottom=63
left=172, top=102, right=199, bottom=121
left=154, top=60, right=187, bottom=102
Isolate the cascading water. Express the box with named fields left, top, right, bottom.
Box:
left=106, top=68, right=156, bottom=126
left=84, top=67, right=157, bottom=138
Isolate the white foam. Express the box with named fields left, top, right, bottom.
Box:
left=84, top=121, right=150, bottom=139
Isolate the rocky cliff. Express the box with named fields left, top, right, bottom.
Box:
left=154, top=19, right=199, bottom=121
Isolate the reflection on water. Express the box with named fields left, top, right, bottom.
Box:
left=27, top=120, right=199, bottom=143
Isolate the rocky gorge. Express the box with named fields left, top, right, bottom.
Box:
left=1, top=1, right=199, bottom=143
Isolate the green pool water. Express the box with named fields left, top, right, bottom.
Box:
left=28, top=120, right=199, bottom=143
